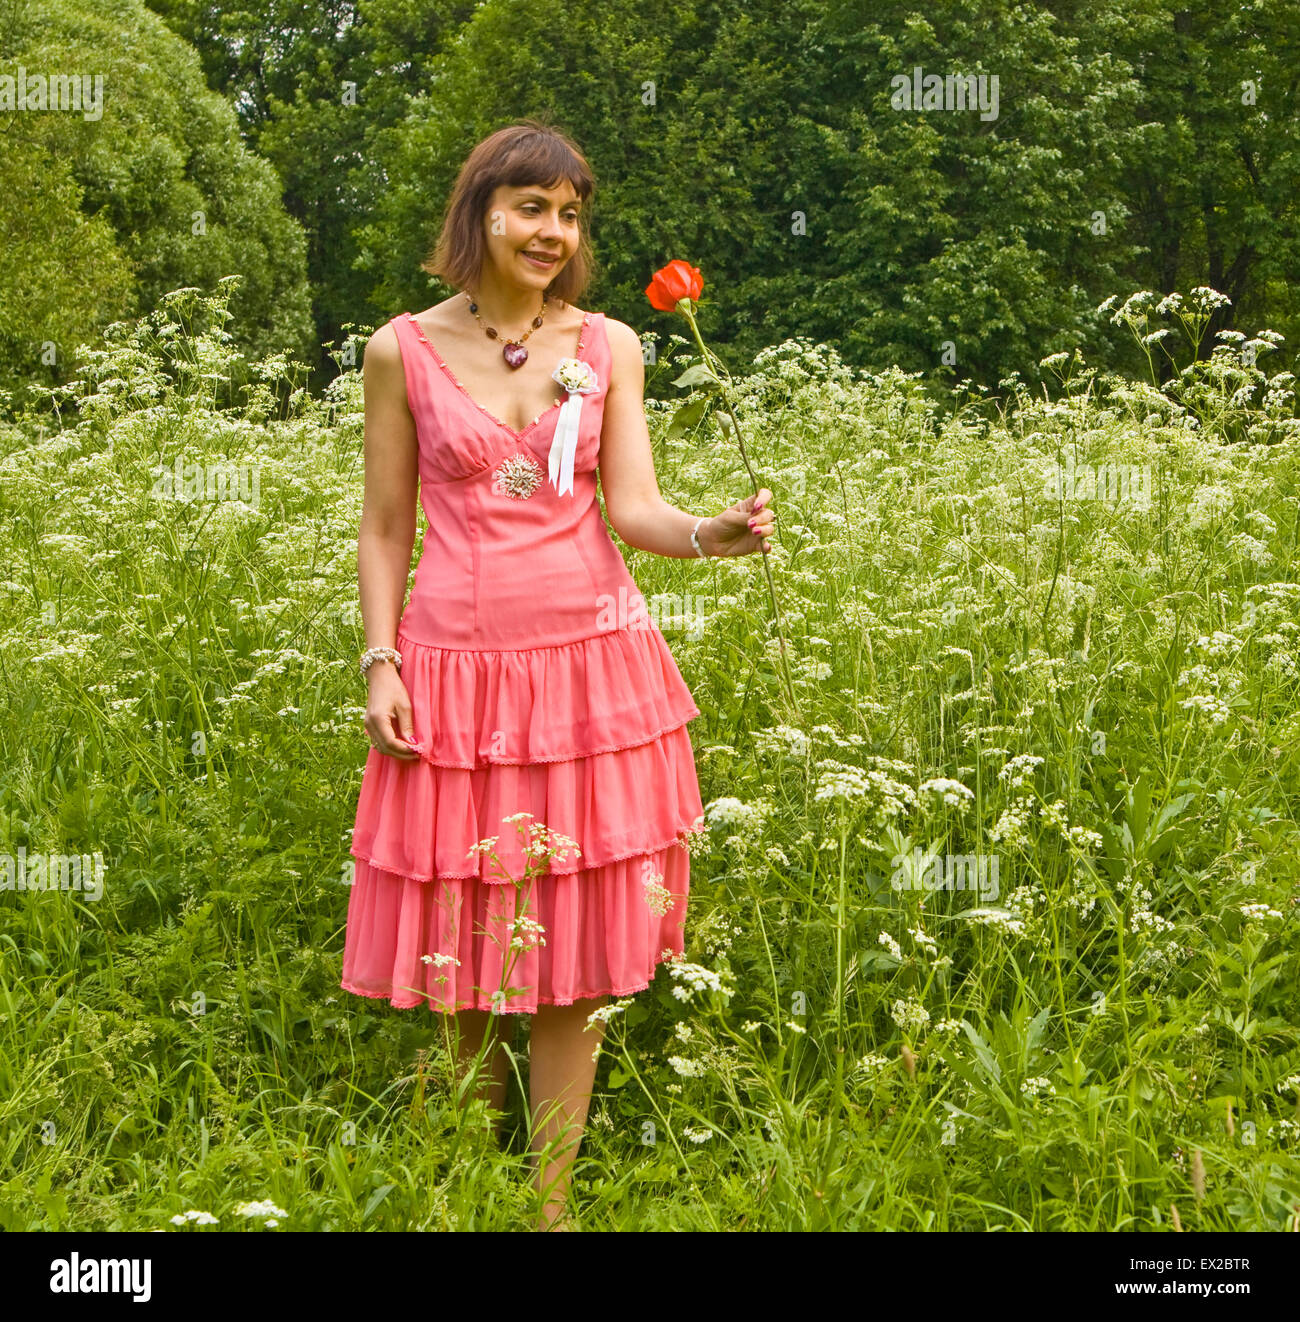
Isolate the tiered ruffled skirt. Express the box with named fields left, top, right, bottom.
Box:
left=341, top=625, right=705, bottom=1013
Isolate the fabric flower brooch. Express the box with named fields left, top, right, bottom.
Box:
left=547, top=358, right=600, bottom=496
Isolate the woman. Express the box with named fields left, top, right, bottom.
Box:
left=341, top=120, right=775, bottom=1231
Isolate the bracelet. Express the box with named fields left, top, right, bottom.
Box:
left=690, top=517, right=708, bottom=558
left=359, top=646, right=402, bottom=677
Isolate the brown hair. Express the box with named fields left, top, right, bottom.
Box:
left=421, top=119, right=597, bottom=306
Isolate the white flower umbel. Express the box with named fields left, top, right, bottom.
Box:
left=667, top=960, right=734, bottom=1004
left=918, top=777, right=976, bottom=808
left=890, top=996, right=930, bottom=1035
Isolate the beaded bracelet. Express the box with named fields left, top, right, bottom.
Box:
left=359, top=646, right=402, bottom=677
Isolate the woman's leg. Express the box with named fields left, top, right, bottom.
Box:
left=527, top=995, right=608, bottom=1230
left=448, top=1008, right=513, bottom=1140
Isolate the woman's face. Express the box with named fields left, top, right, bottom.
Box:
left=482, top=182, right=581, bottom=290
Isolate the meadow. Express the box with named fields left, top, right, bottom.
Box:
left=1, top=283, right=1297, bottom=1230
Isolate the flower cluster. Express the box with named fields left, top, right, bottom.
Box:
left=641, top=859, right=675, bottom=917
left=667, top=960, right=733, bottom=1003
left=998, top=754, right=1045, bottom=788
left=754, top=723, right=811, bottom=758
left=509, top=914, right=547, bottom=953
left=890, top=996, right=931, bottom=1035
left=703, top=796, right=768, bottom=832
left=918, top=777, right=976, bottom=808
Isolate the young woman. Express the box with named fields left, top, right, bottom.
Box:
left=341, top=120, right=775, bottom=1231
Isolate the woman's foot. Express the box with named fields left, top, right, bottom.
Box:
left=535, top=1200, right=577, bottom=1232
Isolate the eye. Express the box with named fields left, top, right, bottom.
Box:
left=521, top=203, right=580, bottom=221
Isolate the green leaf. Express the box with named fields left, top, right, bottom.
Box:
left=667, top=395, right=710, bottom=439
left=362, top=1183, right=396, bottom=1220
left=960, top=1021, right=1001, bottom=1083
left=672, top=363, right=722, bottom=389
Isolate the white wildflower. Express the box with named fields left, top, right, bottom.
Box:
left=668, top=1055, right=705, bottom=1078
left=704, top=797, right=769, bottom=832
left=963, top=907, right=1027, bottom=937
left=998, top=754, right=1044, bottom=788
left=1180, top=693, right=1230, bottom=724
left=890, top=996, right=930, bottom=1035
left=667, top=960, right=733, bottom=1003
left=1239, top=902, right=1283, bottom=922
left=918, top=777, right=976, bottom=808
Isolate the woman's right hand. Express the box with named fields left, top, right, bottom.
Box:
left=364, top=664, right=422, bottom=759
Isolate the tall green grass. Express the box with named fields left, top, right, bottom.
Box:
left=1, top=283, right=1296, bottom=1230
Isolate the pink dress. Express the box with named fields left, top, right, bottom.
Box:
left=341, top=309, right=705, bottom=1014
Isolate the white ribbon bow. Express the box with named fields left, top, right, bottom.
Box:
left=547, top=358, right=600, bottom=496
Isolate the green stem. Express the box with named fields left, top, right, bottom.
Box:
left=833, top=818, right=848, bottom=1112
left=679, top=304, right=799, bottom=717
left=611, top=1023, right=721, bottom=1231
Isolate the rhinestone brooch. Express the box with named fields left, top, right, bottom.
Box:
left=491, top=452, right=543, bottom=499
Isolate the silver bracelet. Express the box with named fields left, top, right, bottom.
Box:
left=690, top=517, right=708, bottom=558
left=359, top=646, right=402, bottom=677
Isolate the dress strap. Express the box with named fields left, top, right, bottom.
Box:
left=386, top=312, right=433, bottom=425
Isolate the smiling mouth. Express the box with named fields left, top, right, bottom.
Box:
left=522, top=252, right=559, bottom=264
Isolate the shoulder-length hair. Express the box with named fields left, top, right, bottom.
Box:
left=421, top=119, right=596, bottom=307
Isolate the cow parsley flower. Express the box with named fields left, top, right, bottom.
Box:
left=890, top=996, right=930, bottom=1035
left=918, top=777, right=976, bottom=808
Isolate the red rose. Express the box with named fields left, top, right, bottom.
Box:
left=645, top=259, right=704, bottom=312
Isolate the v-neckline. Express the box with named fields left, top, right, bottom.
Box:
left=405, top=310, right=592, bottom=439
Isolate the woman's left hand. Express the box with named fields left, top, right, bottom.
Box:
left=702, top=488, right=775, bottom=557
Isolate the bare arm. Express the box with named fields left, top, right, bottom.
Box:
left=358, top=321, right=420, bottom=758
left=597, top=317, right=774, bottom=558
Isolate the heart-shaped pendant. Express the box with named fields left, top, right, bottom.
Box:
left=502, top=342, right=528, bottom=370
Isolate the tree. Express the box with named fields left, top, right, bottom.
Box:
left=1, top=0, right=313, bottom=405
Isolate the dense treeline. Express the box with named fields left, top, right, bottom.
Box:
left=3, top=0, right=1297, bottom=407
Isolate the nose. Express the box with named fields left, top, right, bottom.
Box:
left=536, top=208, right=565, bottom=243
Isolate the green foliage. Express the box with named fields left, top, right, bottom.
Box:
left=0, top=0, right=313, bottom=407
left=146, top=0, right=476, bottom=380
left=351, top=0, right=1300, bottom=396
left=11, top=0, right=1298, bottom=407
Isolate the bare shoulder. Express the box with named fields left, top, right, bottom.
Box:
left=362, top=320, right=410, bottom=418
left=418, top=295, right=464, bottom=331
left=364, top=318, right=402, bottom=366
left=603, top=317, right=645, bottom=390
